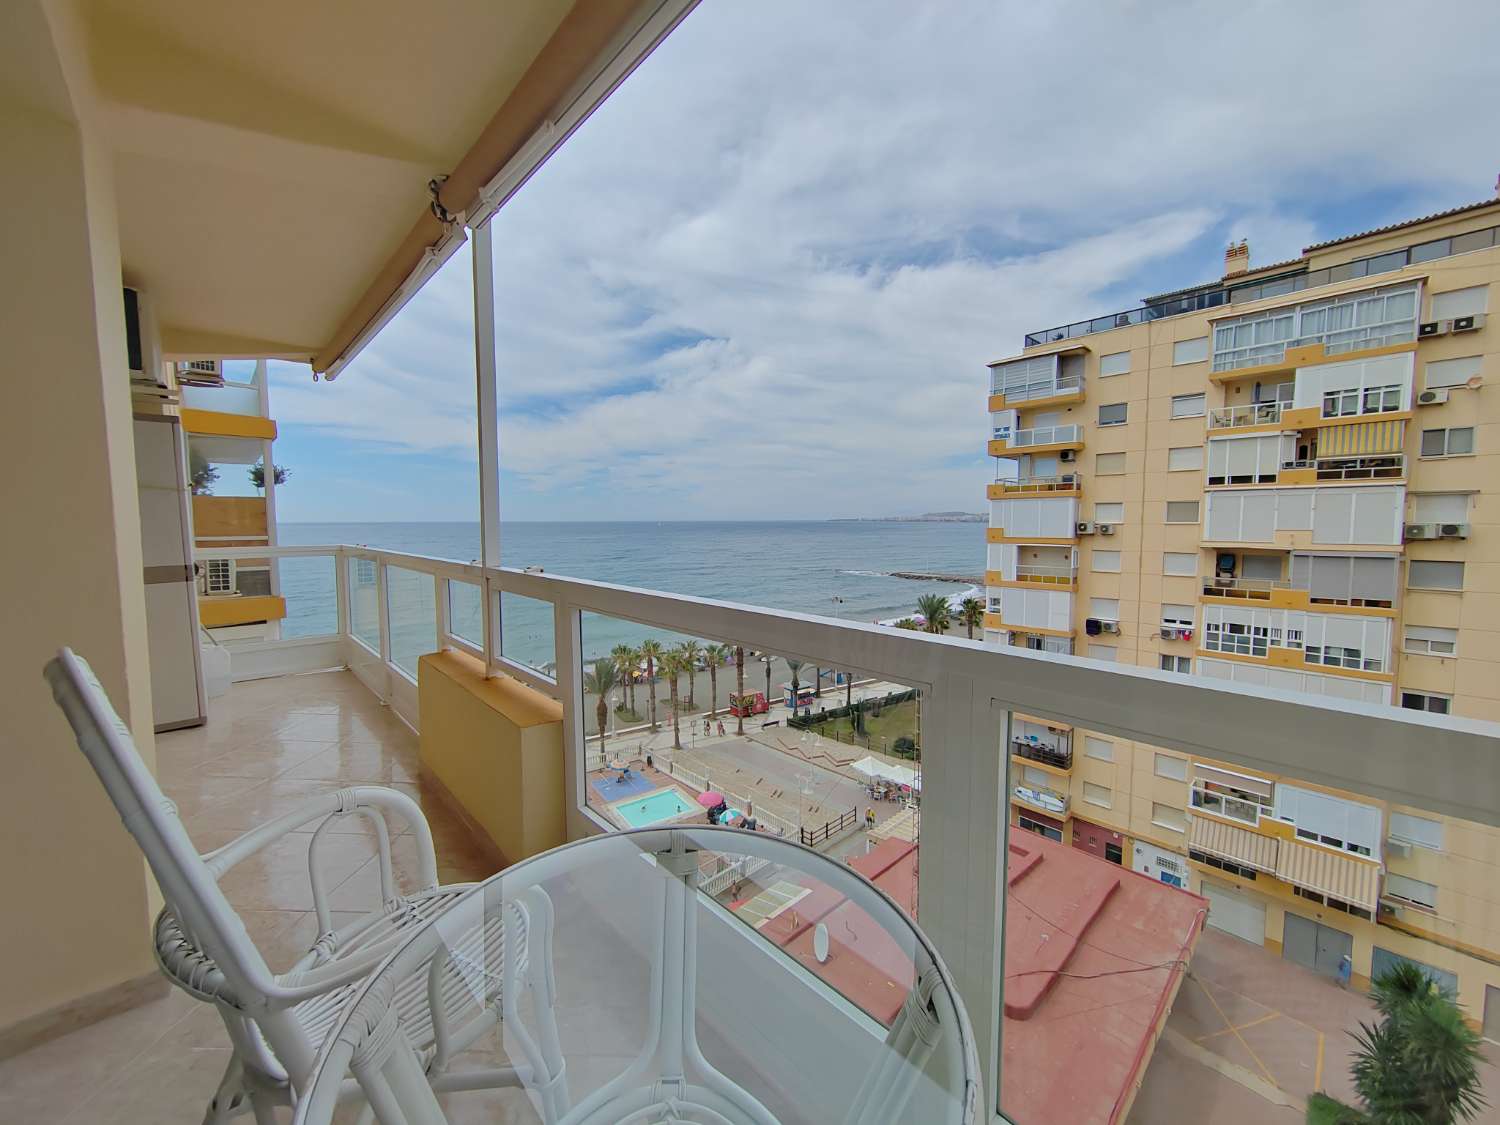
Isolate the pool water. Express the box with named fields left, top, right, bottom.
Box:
left=613, top=788, right=696, bottom=828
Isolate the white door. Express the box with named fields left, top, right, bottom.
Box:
left=1201, top=879, right=1266, bottom=945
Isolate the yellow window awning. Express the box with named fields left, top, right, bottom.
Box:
left=1316, top=418, right=1404, bottom=458
left=1189, top=815, right=1280, bottom=873
left=1274, top=840, right=1381, bottom=912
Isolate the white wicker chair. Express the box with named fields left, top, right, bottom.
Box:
left=46, top=647, right=562, bottom=1123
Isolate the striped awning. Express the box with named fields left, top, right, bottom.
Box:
left=1274, top=840, right=1381, bottom=912
left=1189, top=816, right=1279, bottom=873
left=1316, top=418, right=1404, bottom=458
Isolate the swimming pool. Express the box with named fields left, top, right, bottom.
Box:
left=612, top=788, right=696, bottom=828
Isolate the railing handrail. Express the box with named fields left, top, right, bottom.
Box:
left=1000, top=423, right=1082, bottom=446
left=1202, top=575, right=1292, bottom=592
left=993, top=474, right=1078, bottom=491
left=1209, top=401, right=1285, bottom=428
left=201, top=541, right=1500, bottom=832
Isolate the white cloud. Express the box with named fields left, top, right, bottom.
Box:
left=281, top=0, right=1500, bottom=518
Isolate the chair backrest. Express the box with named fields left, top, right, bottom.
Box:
left=44, top=648, right=277, bottom=1007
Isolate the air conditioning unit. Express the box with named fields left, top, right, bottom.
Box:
left=175, top=359, right=224, bottom=386
left=1076, top=521, right=1097, bottom=535
left=1379, top=899, right=1406, bottom=919
left=1159, top=627, right=1180, bottom=641
left=1451, top=313, right=1487, bottom=333
left=1417, top=319, right=1450, bottom=338
left=1404, top=523, right=1437, bottom=541
left=202, top=558, right=236, bottom=596
left=1438, top=523, right=1469, bottom=539
left=1416, top=388, right=1449, bottom=406
left=1385, top=838, right=1412, bottom=858
left=1096, top=523, right=1116, bottom=536
left=1100, top=621, right=1121, bottom=635
left=1059, top=449, right=1077, bottom=463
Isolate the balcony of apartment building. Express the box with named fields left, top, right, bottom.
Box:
left=15, top=10, right=1500, bottom=1123
left=985, top=542, right=1078, bottom=592
left=986, top=450, right=1081, bottom=499
left=1186, top=767, right=1384, bottom=924
left=986, top=349, right=1086, bottom=412
left=1010, top=716, right=1073, bottom=772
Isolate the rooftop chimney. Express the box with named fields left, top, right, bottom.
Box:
left=1223, top=239, right=1250, bottom=278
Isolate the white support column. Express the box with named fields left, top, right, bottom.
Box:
left=552, top=599, right=594, bottom=841
left=257, top=358, right=282, bottom=640
left=334, top=550, right=351, bottom=640
left=915, top=676, right=1008, bottom=1117
left=433, top=573, right=450, bottom=650
left=471, top=220, right=503, bottom=672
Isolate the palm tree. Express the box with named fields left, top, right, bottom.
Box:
left=893, top=617, right=921, bottom=630
left=785, top=658, right=803, bottom=716
left=677, top=639, right=703, bottom=709
left=916, top=593, right=951, bottom=635
left=734, top=645, right=746, bottom=736
left=611, top=644, right=637, bottom=715
left=639, top=639, right=664, bottom=731
left=583, top=659, right=618, bottom=754
left=704, top=644, right=729, bottom=719
left=958, top=596, right=985, bottom=640
left=845, top=671, right=854, bottom=709
left=1341, top=961, right=1487, bottom=1125
left=660, top=651, right=685, bottom=750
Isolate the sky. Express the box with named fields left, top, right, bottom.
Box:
left=265, top=0, right=1500, bottom=523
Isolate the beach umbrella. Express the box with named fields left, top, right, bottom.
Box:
left=697, top=791, right=725, bottom=808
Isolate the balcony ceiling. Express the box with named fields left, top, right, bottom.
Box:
left=74, top=0, right=664, bottom=367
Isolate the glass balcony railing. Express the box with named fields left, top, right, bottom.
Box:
left=1022, top=222, right=1498, bottom=349
left=1209, top=401, right=1285, bottom=429
left=991, top=369, right=1084, bottom=402
left=993, top=473, right=1079, bottom=493
left=193, top=541, right=1500, bottom=1125
left=995, top=423, right=1082, bottom=447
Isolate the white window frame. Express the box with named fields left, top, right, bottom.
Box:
left=1420, top=427, right=1475, bottom=459
left=1173, top=337, right=1209, bottom=366
left=1082, top=782, right=1112, bottom=809
left=1388, top=812, right=1444, bottom=851
left=1093, top=502, right=1124, bottom=524
left=1099, top=402, right=1128, bottom=427
left=1084, top=735, right=1113, bottom=762
left=1430, top=285, right=1489, bottom=320
left=1087, top=644, right=1117, bottom=661
left=1384, top=873, right=1438, bottom=912
left=1162, top=551, right=1198, bottom=576
left=1171, top=393, right=1206, bottom=418
left=1154, top=753, right=1188, bottom=781
left=1159, top=654, right=1192, bottom=674
left=1091, top=550, right=1121, bottom=573
left=1403, top=626, right=1458, bottom=657
left=1165, top=500, right=1200, bottom=524
left=1408, top=560, right=1464, bottom=592
left=1099, top=351, right=1131, bottom=377
left=1400, top=689, right=1451, bottom=715
left=1168, top=446, right=1203, bottom=472
left=1161, top=604, right=1194, bottom=629
left=1152, top=802, right=1188, bottom=833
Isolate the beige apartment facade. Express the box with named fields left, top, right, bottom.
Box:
left=984, top=197, right=1500, bottom=1029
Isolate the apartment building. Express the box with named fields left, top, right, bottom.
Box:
left=983, top=195, right=1500, bottom=1030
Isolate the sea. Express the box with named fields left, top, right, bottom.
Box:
left=276, top=521, right=986, bottom=671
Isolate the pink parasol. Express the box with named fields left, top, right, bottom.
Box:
left=696, top=791, right=725, bottom=808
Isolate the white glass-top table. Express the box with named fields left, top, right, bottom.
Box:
left=291, top=825, right=978, bottom=1124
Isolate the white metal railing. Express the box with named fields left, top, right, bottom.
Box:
left=700, top=854, right=773, bottom=897
left=992, top=474, right=1078, bottom=493
left=1281, top=454, right=1405, bottom=481
left=1209, top=401, right=1285, bottom=429
left=194, top=540, right=1500, bottom=1111
left=997, top=423, right=1082, bottom=447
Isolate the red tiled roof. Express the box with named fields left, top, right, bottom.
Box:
left=740, top=835, right=1207, bottom=1125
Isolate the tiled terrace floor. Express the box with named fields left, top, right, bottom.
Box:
left=0, top=669, right=499, bottom=1124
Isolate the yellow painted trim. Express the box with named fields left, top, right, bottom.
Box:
left=988, top=576, right=1078, bottom=592
left=985, top=615, right=1073, bottom=638
left=180, top=408, right=277, bottom=441
left=198, top=595, right=286, bottom=628
left=1206, top=420, right=1286, bottom=437
left=986, top=531, right=1079, bottom=546
left=988, top=438, right=1085, bottom=457
left=989, top=388, right=1086, bottom=412
left=1278, top=467, right=1318, bottom=485
left=1209, top=340, right=1417, bottom=385
left=421, top=649, right=562, bottom=730
left=987, top=483, right=1082, bottom=499
left=1194, top=646, right=1394, bottom=683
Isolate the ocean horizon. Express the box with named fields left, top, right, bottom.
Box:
left=275, top=519, right=987, bottom=669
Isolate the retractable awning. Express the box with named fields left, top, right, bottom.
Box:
left=1317, top=418, right=1405, bottom=458
left=1189, top=815, right=1279, bottom=873
left=1275, top=840, right=1381, bottom=912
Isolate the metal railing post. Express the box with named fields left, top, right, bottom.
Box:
left=471, top=220, right=503, bottom=672
left=375, top=560, right=393, bottom=697
left=552, top=598, right=593, bottom=840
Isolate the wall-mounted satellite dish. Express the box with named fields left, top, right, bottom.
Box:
left=1467, top=375, right=1484, bottom=390
left=814, top=922, right=830, bottom=964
